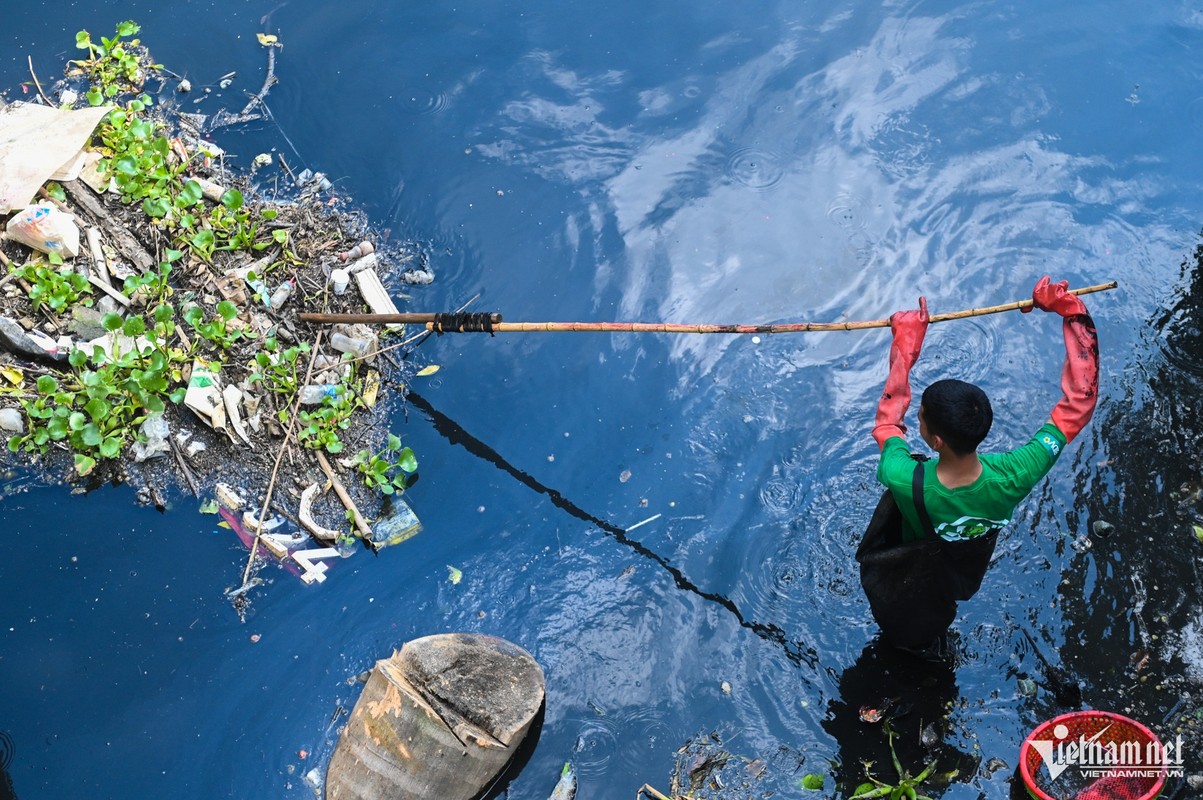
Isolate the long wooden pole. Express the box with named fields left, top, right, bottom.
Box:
left=298, top=281, right=1117, bottom=334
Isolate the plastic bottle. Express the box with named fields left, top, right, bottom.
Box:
left=338, top=240, right=374, bottom=262
left=298, top=384, right=341, bottom=404
left=329, top=331, right=374, bottom=359
left=269, top=279, right=295, bottom=309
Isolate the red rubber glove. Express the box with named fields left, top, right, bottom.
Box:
left=1022, top=276, right=1099, bottom=442
left=1022, top=275, right=1089, bottom=317
left=872, top=297, right=928, bottom=448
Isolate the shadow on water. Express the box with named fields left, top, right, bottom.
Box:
left=0, top=731, right=16, bottom=800
left=405, top=389, right=819, bottom=670
left=479, top=702, right=546, bottom=800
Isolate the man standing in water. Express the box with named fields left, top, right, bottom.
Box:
left=858, top=276, right=1100, bottom=659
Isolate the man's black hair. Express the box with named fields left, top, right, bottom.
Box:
left=921, top=379, right=992, bottom=456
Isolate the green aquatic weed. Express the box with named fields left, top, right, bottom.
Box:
left=294, top=386, right=357, bottom=454
left=350, top=433, right=418, bottom=495
left=15, top=256, right=93, bottom=313
left=183, top=299, right=254, bottom=350
left=248, top=337, right=310, bottom=396
left=850, top=722, right=938, bottom=800
left=73, top=21, right=158, bottom=104
left=7, top=314, right=188, bottom=475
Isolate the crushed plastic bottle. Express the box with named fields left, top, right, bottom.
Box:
left=298, top=384, right=342, bottom=404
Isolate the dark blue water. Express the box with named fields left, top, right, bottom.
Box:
left=3, top=1, right=1203, bottom=798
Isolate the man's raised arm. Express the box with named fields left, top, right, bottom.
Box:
left=1022, top=276, right=1100, bottom=443
left=872, top=297, right=930, bottom=448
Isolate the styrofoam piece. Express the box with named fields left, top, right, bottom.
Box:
left=353, top=269, right=404, bottom=333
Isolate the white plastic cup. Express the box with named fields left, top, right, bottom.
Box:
left=330, top=268, right=350, bottom=295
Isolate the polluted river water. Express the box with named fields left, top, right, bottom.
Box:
left=2, top=1, right=1203, bottom=798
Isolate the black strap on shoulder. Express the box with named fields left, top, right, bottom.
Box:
left=912, top=461, right=938, bottom=540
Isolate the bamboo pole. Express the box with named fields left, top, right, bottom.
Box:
left=298, top=311, right=503, bottom=325
left=298, top=281, right=1117, bottom=334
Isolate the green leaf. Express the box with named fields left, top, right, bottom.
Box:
left=36, top=375, right=58, bottom=394
left=216, top=300, right=238, bottom=321
left=1194, top=524, right=1203, bottom=543
left=116, top=20, right=140, bottom=37
left=220, top=189, right=245, bottom=211
left=190, top=229, right=215, bottom=251
left=68, top=411, right=87, bottom=431
left=86, top=88, right=104, bottom=106
left=178, top=180, right=203, bottom=208
left=84, top=397, right=110, bottom=422
left=152, top=304, right=174, bottom=323
left=102, top=312, right=124, bottom=332
left=183, top=306, right=203, bottom=326
left=47, top=416, right=69, bottom=440
left=74, top=454, right=97, bottom=476
left=387, top=433, right=402, bottom=451
left=81, top=423, right=103, bottom=447
left=123, top=316, right=146, bottom=337
left=447, top=565, right=463, bottom=584
left=800, top=774, right=824, bottom=791
left=143, top=196, right=170, bottom=218
left=397, top=448, right=418, bottom=473
left=198, top=499, right=219, bottom=514
left=99, top=437, right=122, bottom=459
left=115, top=156, right=139, bottom=176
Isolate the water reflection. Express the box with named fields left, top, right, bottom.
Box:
left=822, top=639, right=974, bottom=794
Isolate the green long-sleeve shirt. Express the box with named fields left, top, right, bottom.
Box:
left=877, top=423, right=1067, bottom=542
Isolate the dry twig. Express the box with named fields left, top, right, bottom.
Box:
left=26, top=56, right=52, bottom=106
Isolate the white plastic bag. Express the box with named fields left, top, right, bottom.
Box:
left=5, top=201, right=80, bottom=258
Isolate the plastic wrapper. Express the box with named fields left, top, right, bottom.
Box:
left=4, top=201, right=80, bottom=257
